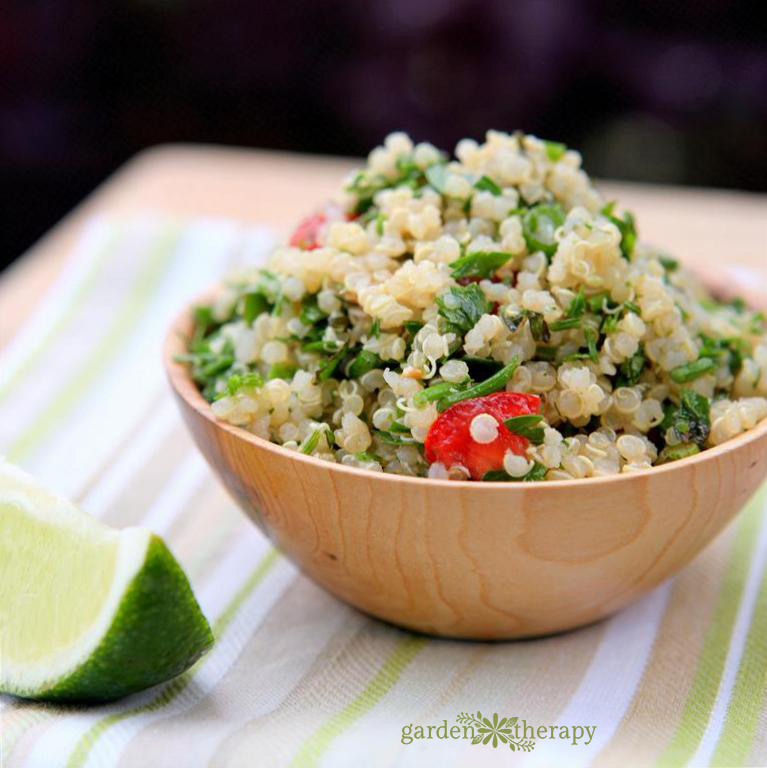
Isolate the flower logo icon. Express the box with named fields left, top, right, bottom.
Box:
left=456, top=711, right=535, bottom=752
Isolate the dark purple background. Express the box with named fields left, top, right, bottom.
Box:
left=2, top=0, right=766, bottom=268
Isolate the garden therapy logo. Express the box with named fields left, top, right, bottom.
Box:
left=457, top=712, right=534, bottom=752
left=401, top=710, right=597, bottom=752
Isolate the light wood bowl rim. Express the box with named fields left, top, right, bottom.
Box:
left=163, top=295, right=767, bottom=491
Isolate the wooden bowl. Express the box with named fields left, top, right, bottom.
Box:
left=164, top=307, right=767, bottom=639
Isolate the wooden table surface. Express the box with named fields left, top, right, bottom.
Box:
left=2, top=144, right=766, bottom=353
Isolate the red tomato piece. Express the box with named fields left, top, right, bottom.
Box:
left=289, top=212, right=327, bottom=250
left=424, top=392, right=542, bottom=480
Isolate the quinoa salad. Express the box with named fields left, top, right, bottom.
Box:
left=178, top=131, right=767, bottom=482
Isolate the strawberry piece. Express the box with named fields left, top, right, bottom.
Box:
left=289, top=212, right=327, bottom=250
left=424, top=392, right=541, bottom=480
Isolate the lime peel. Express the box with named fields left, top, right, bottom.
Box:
left=0, top=459, right=213, bottom=702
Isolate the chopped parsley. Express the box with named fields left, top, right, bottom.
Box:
left=346, top=349, right=383, bottom=378
left=374, top=430, right=413, bottom=446
left=502, top=310, right=551, bottom=343
left=482, top=462, right=547, bottom=482
left=504, top=414, right=545, bottom=444
left=437, top=358, right=520, bottom=411
left=268, top=362, right=297, bottom=380
left=220, top=371, right=264, bottom=398
left=436, top=284, right=491, bottom=334
left=300, top=428, right=323, bottom=455
left=669, top=358, right=717, bottom=384
left=317, top=344, right=347, bottom=381
left=243, top=292, right=269, bottom=326
left=661, top=390, right=711, bottom=447
left=299, top=295, right=326, bottom=326
left=659, top=255, right=679, bottom=272
left=542, top=140, right=567, bottom=162
left=523, top=203, right=565, bottom=258
left=600, top=202, right=637, bottom=260
left=616, top=347, right=647, bottom=387
left=450, top=250, right=511, bottom=280
left=657, top=442, right=700, bottom=464
left=550, top=290, right=586, bottom=331
left=413, top=380, right=469, bottom=408
left=474, top=175, right=502, bottom=195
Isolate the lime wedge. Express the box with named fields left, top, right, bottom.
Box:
left=0, top=459, right=213, bottom=702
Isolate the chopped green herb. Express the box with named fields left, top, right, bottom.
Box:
left=544, top=291, right=588, bottom=333
left=317, top=344, right=347, bottom=381
left=299, top=295, right=326, bottom=326
left=659, top=256, right=679, bottom=272
left=268, top=362, right=297, bottom=380
left=354, top=451, right=381, bottom=463
left=200, top=354, right=234, bottom=380
left=616, top=347, right=646, bottom=387
left=549, top=316, right=582, bottom=331
left=437, top=358, right=520, bottom=411
left=482, top=469, right=511, bottom=481
left=588, top=292, right=612, bottom=313
left=375, top=212, right=386, bottom=236
left=251, top=270, right=284, bottom=315
left=698, top=335, right=748, bottom=376
left=669, top=357, right=717, bottom=383
left=300, top=428, right=324, bottom=455
left=373, top=430, right=412, bottom=446
left=403, top=321, right=424, bottom=335
left=346, top=156, right=430, bottom=214
left=523, top=203, right=565, bottom=258
left=584, top=327, right=599, bottom=362
left=192, top=306, right=216, bottom=346
left=543, top=140, right=567, bottom=162
left=502, top=309, right=550, bottom=342
left=724, top=339, right=747, bottom=375
left=566, top=289, right=587, bottom=318
left=413, top=380, right=468, bottom=408
left=535, top=346, right=557, bottom=362
left=524, top=462, right=548, bottom=481
left=661, top=389, right=711, bottom=447
left=601, top=204, right=637, bottom=260
left=729, top=297, right=747, bottom=313
left=389, top=421, right=411, bottom=434
left=243, top=292, right=269, bottom=326
left=601, top=314, right=620, bottom=335
left=460, top=356, right=503, bottom=378
left=359, top=206, right=379, bottom=226
left=220, top=371, right=264, bottom=398
left=657, top=442, right=700, bottom=464
left=370, top=318, right=381, bottom=338
left=302, top=339, right=342, bottom=354
left=345, top=171, right=384, bottom=214
left=450, top=250, right=511, bottom=280
left=504, top=414, right=545, bottom=444
left=482, top=462, right=547, bottom=482
left=395, top=156, right=419, bottom=176
left=436, top=284, right=491, bottom=334
left=474, top=175, right=502, bottom=195
left=624, top=301, right=641, bottom=315
left=528, top=312, right=551, bottom=342
left=347, top=349, right=382, bottom=378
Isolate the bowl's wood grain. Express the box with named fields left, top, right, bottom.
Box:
left=164, top=309, right=767, bottom=639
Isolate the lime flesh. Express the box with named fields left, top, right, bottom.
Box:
left=0, top=460, right=213, bottom=702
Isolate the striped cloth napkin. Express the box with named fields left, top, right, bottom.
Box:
left=1, top=215, right=766, bottom=768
